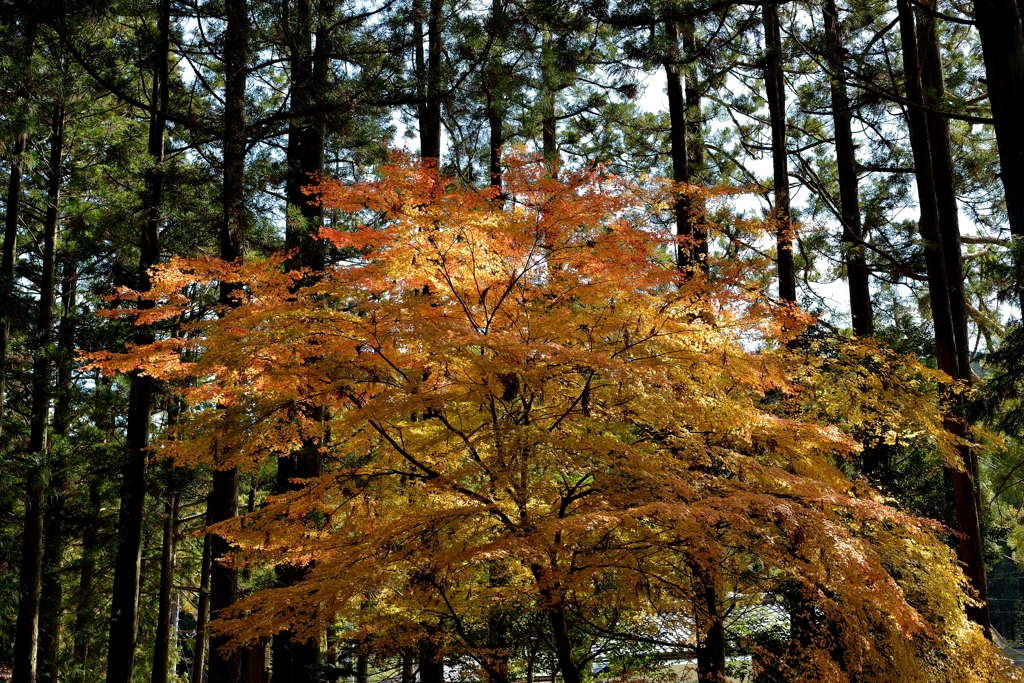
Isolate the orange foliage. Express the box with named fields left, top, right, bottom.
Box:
left=86, top=154, right=1017, bottom=682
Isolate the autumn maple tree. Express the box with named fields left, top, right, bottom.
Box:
left=89, top=155, right=1016, bottom=683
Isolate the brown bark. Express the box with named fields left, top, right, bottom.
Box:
left=547, top=601, right=582, bottom=683
left=917, top=6, right=971, bottom=378
left=418, top=639, right=444, bottom=683
left=284, top=0, right=328, bottom=273
left=0, top=19, right=35, bottom=437
left=897, top=0, right=991, bottom=636
left=107, top=1, right=170, bottom=676
left=972, top=0, right=1024, bottom=279
left=823, top=0, right=872, bottom=335
left=13, top=102, right=63, bottom=683
left=208, top=2, right=248, bottom=680
left=541, top=31, right=558, bottom=178
left=665, top=20, right=694, bottom=272
left=191, top=518, right=213, bottom=683
left=152, top=494, right=180, bottom=683
left=37, top=259, right=77, bottom=683
left=763, top=5, right=796, bottom=303
left=73, top=478, right=102, bottom=675
left=418, top=0, right=443, bottom=160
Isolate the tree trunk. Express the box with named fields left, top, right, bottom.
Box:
left=107, top=0, right=170, bottom=676
left=547, top=601, right=582, bottom=683
left=13, top=101, right=63, bottom=683
left=152, top=493, right=180, bottom=683
left=418, top=0, right=443, bottom=161
left=823, top=0, right=872, bottom=335
left=285, top=0, right=328, bottom=273
left=73, top=478, right=102, bottom=677
left=37, top=259, right=77, bottom=683
left=208, top=1, right=248, bottom=679
left=763, top=5, right=796, bottom=303
left=0, top=19, right=35, bottom=437
left=208, top=469, right=241, bottom=683
left=418, top=639, right=444, bottom=683
left=664, top=20, right=694, bottom=272
left=897, top=0, right=991, bottom=636
left=191, top=519, right=213, bottom=683
left=692, top=565, right=726, bottom=683
left=541, top=31, right=558, bottom=178
left=485, top=0, right=505, bottom=191
left=972, top=0, right=1024, bottom=286
left=917, top=5, right=971, bottom=377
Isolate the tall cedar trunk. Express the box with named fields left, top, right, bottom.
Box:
left=209, top=1, right=248, bottom=681
left=917, top=6, right=971, bottom=379
left=763, top=5, right=796, bottom=303
left=897, top=0, right=991, bottom=636
left=208, top=469, right=240, bottom=683
left=918, top=3, right=990, bottom=632
left=273, top=3, right=329, bottom=676
left=681, top=20, right=708, bottom=270
left=37, top=260, right=77, bottom=683
left=485, top=0, right=505, bottom=189
left=271, top=450, right=323, bottom=682
left=13, top=102, right=63, bottom=683
left=0, top=19, right=34, bottom=437
left=972, top=0, right=1024, bottom=286
left=73, top=477, right=101, bottom=675
left=152, top=494, right=180, bottom=683
left=191, top=517, right=213, bottom=683
left=284, top=0, right=328, bottom=273
left=664, top=20, right=693, bottom=271
left=418, top=0, right=443, bottom=160
left=823, top=0, right=872, bottom=335
left=541, top=31, right=557, bottom=177
left=107, top=1, right=170, bottom=677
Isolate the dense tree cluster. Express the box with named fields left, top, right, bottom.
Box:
left=2, top=0, right=1024, bottom=681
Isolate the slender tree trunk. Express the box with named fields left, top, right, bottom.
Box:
left=823, top=0, right=872, bottom=335
left=485, top=0, right=505, bottom=192
left=418, top=0, right=442, bottom=160
left=680, top=20, right=708, bottom=269
left=73, top=477, right=101, bottom=676
left=209, top=1, right=248, bottom=681
left=972, top=0, right=1024, bottom=286
left=152, top=493, right=180, bottom=683
left=191, top=520, right=213, bottom=683
left=897, top=0, right=991, bottom=636
left=107, top=2, right=170, bottom=676
left=763, top=5, right=796, bottom=303
left=0, top=19, right=35, bottom=437
left=274, top=4, right=329, bottom=675
left=540, top=31, right=558, bottom=178
left=546, top=601, right=581, bottom=683
left=37, top=259, right=77, bottom=683
left=664, top=20, right=694, bottom=272
left=917, top=5, right=971, bottom=377
left=355, top=655, right=368, bottom=683
left=285, top=0, right=328, bottom=273
left=13, top=102, right=63, bottom=683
